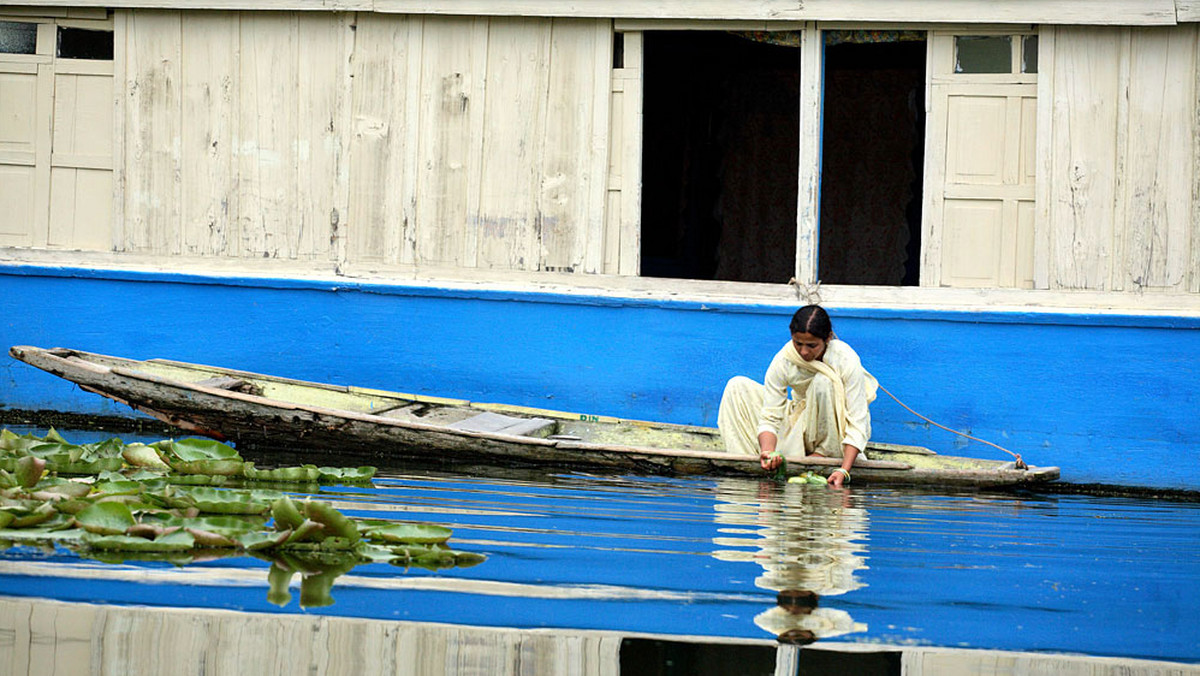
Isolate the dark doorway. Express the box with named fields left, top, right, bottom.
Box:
left=818, top=37, right=927, bottom=286
left=640, top=31, right=800, bottom=283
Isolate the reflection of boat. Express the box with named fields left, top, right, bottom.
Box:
left=9, top=346, right=1061, bottom=487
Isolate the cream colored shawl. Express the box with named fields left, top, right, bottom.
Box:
left=780, top=339, right=878, bottom=449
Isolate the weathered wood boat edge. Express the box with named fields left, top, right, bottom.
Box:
left=7, top=345, right=1060, bottom=488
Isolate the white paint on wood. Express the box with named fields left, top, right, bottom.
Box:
left=413, top=16, right=487, bottom=267
left=1178, top=1, right=1200, bottom=23
left=32, top=51, right=52, bottom=247
left=615, top=30, right=641, bottom=275
left=539, top=19, right=606, bottom=273
left=476, top=19, right=551, bottom=271
left=369, top=0, right=1178, bottom=26
left=584, top=19, right=612, bottom=274
left=124, top=10, right=183, bottom=254
left=296, top=12, right=350, bottom=262
left=111, top=10, right=127, bottom=253
left=1046, top=27, right=1121, bottom=290
left=48, top=64, right=113, bottom=249
left=1118, top=26, right=1196, bottom=290
left=795, top=23, right=821, bottom=285
left=0, top=63, right=38, bottom=246
left=1194, top=23, right=1200, bottom=294
left=346, top=12, right=413, bottom=264
left=1033, top=27, right=1052, bottom=289
left=180, top=12, right=237, bottom=257
left=236, top=12, right=298, bottom=259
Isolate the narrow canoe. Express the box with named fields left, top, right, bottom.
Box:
left=8, top=346, right=1060, bottom=488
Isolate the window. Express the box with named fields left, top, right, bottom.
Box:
left=57, top=26, right=113, bottom=60
left=0, top=20, right=37, bottom=54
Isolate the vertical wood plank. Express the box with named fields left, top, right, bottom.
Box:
left=412, top=16, right=487, bottom=267
left=1047, top=26, right=1120, bottom=290
left=1193, top=24, right=1200, bottom=294
left=476, top=17, right=551, bottom=270
left=1033, top=25, right=1053, bottom=289
left=123, top=10, right=183, bottom=254
left=1109, top=29, right=1131, bottom=291
left=921, top=34, right=951, bottom=287
left=583, top=19, right=612, bottom=274
left=31, top=58, right=53, bottom=247
left=538, top=18, right=602, bottom=273
left=295, top=12, right=348, bottom=261
left=604, top=31, right=633, bottom=274
left=459, top=19, right=489, bottom=268
left=795, top=22, right=822, bottom=284
left=616, top=29, right=641, bottom=275
left=112, top=10, right=127, bottom=252
left=180, top=11, right=237, bottom=256
left=347, top=12, right=411, bottom=264
left=238, top=11, right=299, bottom=259
left=1121, top=25, right=1196, bottom=290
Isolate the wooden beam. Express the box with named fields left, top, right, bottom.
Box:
left=2, top=0, right=1182, bottom=25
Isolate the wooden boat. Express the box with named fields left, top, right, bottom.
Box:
left=9, top=346, right=1060, bottom=488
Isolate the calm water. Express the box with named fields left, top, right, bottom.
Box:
left=1, top=426, right=1198, bottom=673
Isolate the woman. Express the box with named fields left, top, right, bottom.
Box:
left=717, top=305, right=877, bottom=488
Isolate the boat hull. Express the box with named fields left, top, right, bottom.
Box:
left=8, top=345, right=1059, bottom=488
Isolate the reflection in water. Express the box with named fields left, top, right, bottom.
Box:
left=3, top=596, right=1196, bottom=676
left=711, top=480, right=868, bottom=643
left=0, top=427, right=1198, bottom=667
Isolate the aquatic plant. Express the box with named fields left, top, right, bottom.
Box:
left=0, top=428, right=487, bottom=609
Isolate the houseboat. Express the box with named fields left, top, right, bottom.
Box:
left=1, top=0, right=1197, bottom=489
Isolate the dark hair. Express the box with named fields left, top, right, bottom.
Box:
left=789, top=305, right=832, bottom=340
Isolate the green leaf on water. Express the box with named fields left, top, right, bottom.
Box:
left=243, top=463, right=322, bottom=483
left=76, top=501, right=136, bottom=535
left=15, top=456, right=45, bottom=489
left=364, top=522, right=452, bottom=545
left=317, top=466, right=377, bottom=483
left=122, top=443, right=170, bottom=470
left=82, top=530, right=196, bottom=552
left=303, top=500, right=360, bottom=543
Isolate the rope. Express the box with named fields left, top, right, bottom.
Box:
left=876, top=382, right=1027, bottom=470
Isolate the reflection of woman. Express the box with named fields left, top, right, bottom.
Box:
left=718, top=305, right=877, bottom=487
left=710, top=479, right=868, bottom=642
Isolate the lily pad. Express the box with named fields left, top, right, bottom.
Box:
left=15, top=456, right=45, bottom=489
left=76, top=501, right=136, bottom=535
left=271, top=497, right=306, bottom=532
left=155, top=439, right=245, bottom=476
left=155, top=486, right=279, bottom=515
left=302, top=501, right=360, bottom=543
left=317, top=466, right=377, bottom=483
left=237, top=530, right=291, bottom=551
left=363, top=522, right=452, bottom=545
left=122, top=443, right=170, bottom=470
left=3, top=501, right=59, bottom=528
left=82, top=530, right=196, bottom=552
left=243, top=463, right=322, bottom=483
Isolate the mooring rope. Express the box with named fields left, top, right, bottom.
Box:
left=876, top=382, right=1027, bottom=469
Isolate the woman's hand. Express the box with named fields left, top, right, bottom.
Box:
left=827, top=444, right=859, bottom=488
left=760, top=450, right=783, bottom=471
left=757, top=431, right=782, bottom=470
left=827, top=468, right=848, bottom=488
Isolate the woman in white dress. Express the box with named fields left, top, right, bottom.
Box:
left=717, top=305, right=877, bottom=488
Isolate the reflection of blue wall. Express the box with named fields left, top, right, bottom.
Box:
left=3, top=266, right=1198, bottom=489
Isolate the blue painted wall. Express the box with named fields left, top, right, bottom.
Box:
left=2, top=265, right=1198, bottom=489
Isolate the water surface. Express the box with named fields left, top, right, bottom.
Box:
left=0, top=427, right=1196, bottom=671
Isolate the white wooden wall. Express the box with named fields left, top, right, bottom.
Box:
left=1041, top=23, right=1200, bottom=293
left=117, top=10, right=613, bottom=273
left=7, top=9, right=1200, bottom=304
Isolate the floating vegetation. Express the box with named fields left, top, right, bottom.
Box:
left=0, top=428, right=485, bottom=608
